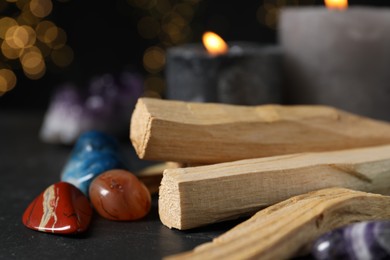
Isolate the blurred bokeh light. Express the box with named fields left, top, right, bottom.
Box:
left=1, top=0, right=388, bottom=104
left=0, top=0, right=71, bottom=95
left=0, top=68, right=17, bottom=94
left=128, top=0, right=200, bottom=97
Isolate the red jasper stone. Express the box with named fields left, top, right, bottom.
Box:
left=89, top=169, right=151, bottom=221
left=22, top=182, right=92, bottom=234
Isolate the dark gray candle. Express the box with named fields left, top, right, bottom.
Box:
left=280, top=7, right=390, bottom=121
left=165, top=42, right=283, bottom=105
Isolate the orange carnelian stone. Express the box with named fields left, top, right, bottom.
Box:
left=89, top=169, right=151, bottom=221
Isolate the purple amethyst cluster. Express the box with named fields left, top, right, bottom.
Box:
left=312, top=221, right=390, bottom=260
left=40, top=72, right=143, bottom=144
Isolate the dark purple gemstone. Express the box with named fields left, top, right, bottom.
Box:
left=40, top=71, right=143, bottom=144
left=312, top=221, right=390, bottom=260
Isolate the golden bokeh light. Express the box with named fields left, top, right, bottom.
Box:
left=16, top=0, right=30, bottom=9
left=11, top=25, right=36, bottom=49
left=17, top=9, right=40, bottom=26
left=30, top=0, right=53, bottom=18
left=0, top=0, right=72, bottom=90
left=20, top=47, right=46, bottom=79
left=161, top=11, right=190, bottom=44
left=50, top=45, right=74, bottom=67
left=22, top=25, right=36, bottom=47
left=0, top=69, right=17, bottom=95
left=48, top=27, right=66, bottom=49
left=130, top=0, right=199, bottom=50
left=23, top=66, right=46, bottom=79
left=5, top=26, right=21, bottom=49
left=36, top=20, right=57, bottom=43
left=21, top=45, right=42, bottom=58
left=129, top=0, right=201, bottom=97
left=21, top=47, right=43, bottom=68
left=143, top=46, right=166, bottom=73
left=0, top=17, right=18, bottom=39
left=5, top=25, right=36, bottom=49
left=1, top=41, right=22, bottom=59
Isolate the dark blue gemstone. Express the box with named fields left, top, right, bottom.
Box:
left=72, top=130, right=121, bottom=155
left=61, top=131, right=128, bottom=195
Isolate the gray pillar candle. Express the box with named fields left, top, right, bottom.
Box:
left=166, top=42, right=283, bottom=105
left=280, top=7, right=390, bottom=121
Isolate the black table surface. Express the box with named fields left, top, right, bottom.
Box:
left=0, top=111, right=244, bottom=259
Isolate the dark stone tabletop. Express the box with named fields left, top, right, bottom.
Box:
left=0, top=111, right=242, bottom=260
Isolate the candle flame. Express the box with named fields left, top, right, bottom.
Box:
left=325, top=0, right=348, bottom=10
left=202, top=31, right=228, bottom=56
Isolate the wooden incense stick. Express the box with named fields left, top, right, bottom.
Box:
left=159, top=144, right=390, bottom=230
left=130, top=98, right=390, bottom=164
left=165, top=188, right=390, bottom=260
left=137, top=162, right=181, bottom=194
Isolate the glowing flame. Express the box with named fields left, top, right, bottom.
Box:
left=325, top=0, right=348, bottom=10
left=202, top=31, right=228, bottom=56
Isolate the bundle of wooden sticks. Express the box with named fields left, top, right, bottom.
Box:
left=130, top=98, right=390, bottom=259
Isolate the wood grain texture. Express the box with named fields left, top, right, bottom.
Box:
left=166, top=188, right=390, bottom=260
left=130, top=98, right=390, bottom=164
left=159, top=144, right=390, bottom=230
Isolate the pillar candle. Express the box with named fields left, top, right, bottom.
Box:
left=280, top=7, right=390, bottom=121
left=166, top=42, right=283, bottom=105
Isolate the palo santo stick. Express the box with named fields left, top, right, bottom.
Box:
left=130, top=98, right=390, bottom=164
left=166, top=188, right=390, bottom=260
left=159, top=144, right=390, bottom=230
left=137, top=162, right=181, bottom=194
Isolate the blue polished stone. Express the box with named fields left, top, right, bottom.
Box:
left=312, top=221, right=390, bottom=260
left=61, top=131, right=128, bottom=195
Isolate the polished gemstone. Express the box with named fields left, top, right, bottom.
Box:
left=71, top=130, right=121, bottom=154
left=89, top=169, right=151, bottom=221
left=39, top=72, right=143, bottom=145
left=61, top=131, right=128, bottom=195
left=312, top=221, right=390, bottom=260
left=22, top=182, right=92, bottom=234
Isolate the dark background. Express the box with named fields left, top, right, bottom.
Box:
left=0, top=0, right=389, bottom=111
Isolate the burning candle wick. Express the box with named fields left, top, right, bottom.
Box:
left=325, top=0, right=348, bottom=10
left=202, top=31, right=229, bottom=56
